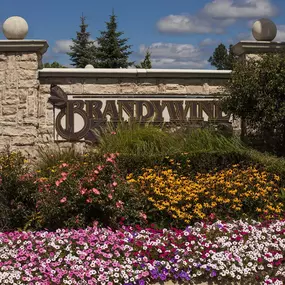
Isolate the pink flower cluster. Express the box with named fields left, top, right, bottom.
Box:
left=0, top=220, right=284, bottom=284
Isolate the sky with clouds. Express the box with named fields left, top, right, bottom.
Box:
left=0, top=0, right=284, bottom=69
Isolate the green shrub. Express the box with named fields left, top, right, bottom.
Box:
left=115, top=151, right=249, bottom=178
left=223, top=52, right=285, bottom=156
left=33, top=153, right=147, bottom=230
left=0, top=148, right=37, bottom=231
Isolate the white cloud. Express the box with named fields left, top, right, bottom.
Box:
left=199, top=38, right=218, bottom=46
left=203, top=0, right=277, bottom=19
left=139, top=43, right=209, bottom=69
left=157, top=0, right=277, bottom=35
left=53, top=40, right=73, bottom=53
left=140, top=43, right=202, bottom=59
left=157, top=15, right=225, bottom=34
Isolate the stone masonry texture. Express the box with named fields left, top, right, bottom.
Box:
left=0, top=47, right=237, bottom=158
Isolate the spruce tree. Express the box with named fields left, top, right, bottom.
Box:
left=227, top=44, right=238, bottom=69
left=136, top=49, right=152, bottom=69
left=208, top=43, right=237, bottom=70
left=68, top=16, right=97, bottom=68
left=96, top=11, right=134, bottom=68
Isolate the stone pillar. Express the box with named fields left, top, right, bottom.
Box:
left=232, top=41, right=285, bottom=61
left=232, top=18, right=285, bottom=61
left=0, top=40, right=48, bottom=157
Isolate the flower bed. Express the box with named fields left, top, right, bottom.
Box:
left=128, top=163, right=285, bottom=227
left=0, top=220, right=284, bottom=284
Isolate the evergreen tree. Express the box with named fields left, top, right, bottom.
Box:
left=96, top=11, right=134, bottom=68
left=227, top=44, right=238, bottom=69
left=43, top=61, right=65, bottom=68
left=68, top=16, right=97, bottom=68
left=208, top=43, right=237, bottom=70
left=136, top=49, right=152, bottom=69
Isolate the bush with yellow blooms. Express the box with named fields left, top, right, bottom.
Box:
left=128, top=164, right=285, bottom=226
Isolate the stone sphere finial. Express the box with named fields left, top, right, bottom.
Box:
left=252, top=18, right=277, bottom=41
left=85, top=64, right=94, bottom=69
left=2, top=16, right=29, bottom=40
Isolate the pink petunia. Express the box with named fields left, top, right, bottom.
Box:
left=86, top=198, right=93, bottom=203
left=55, top=179, right=62, bottom=187
left=92, top=188, right=100, bottom=195
left=116, top=200, right=124, bottom=209
left=60, top=197, right=67, bottom=203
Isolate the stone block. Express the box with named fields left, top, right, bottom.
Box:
left=208, top=86, right=224, bottom=94
left=0, top=62, right=7, bottom=70
left=45, top=109, right=54, bottom=124
left=19, top=53, right=38, bottom=62
left=119, top=83, right=137, bottom=94
left=158, top=83, right=165, bottom=93
left=83, top=84, right=119, bottom=94
left=186, top=85, right=204, bottom=94
left=19, top=69, right=37, bottom=80
left=18, top=88, right=31, bottom=104
left=38, top=102, right=48, bottom=118
left=2, top=105, right=17, bottom=116
left=0, top=71, right=5, bottom=81
left=12, top=136, right=36, bottom=146
left=0, top=136, right=12, bottom=146
left=5, top=98, right=18, bottom=105
left=137, top=85, right=158, bottom=94
left=27, top=95, right=36, bottom=116
left=37, top=126, right=53, bottom=135
left=39, top=84, right=50, bottom=93
left=19, top=79, right=38, bottom=88
left=6, top=72, right=18, bottom=88
left=59, top=85, right=72, bottom=94
left=46, top=101, right=53, bottom=110
left=0, top=115, right=17, bottom=125
left=6, top=54, right=16, bottom=62
left=2, top=126, right=37, bottom=136
left=16, top=109, right=24, bottom=124
left=19, top=61, right=38, bottom=70
left=4, top=89, right=17, bottom=101
left=23, top=118, right=39, bottom=126
left=71, top=83, right=83, bottom=94
left=160, top=84, right=187, bottom=94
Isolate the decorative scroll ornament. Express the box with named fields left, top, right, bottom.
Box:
left=48, top=84, right=68, bottom=109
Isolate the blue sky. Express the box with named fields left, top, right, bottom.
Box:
left=1, top=0, right=284, bottom=68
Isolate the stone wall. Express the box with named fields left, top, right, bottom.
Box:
left=38, top=69, right=233, bottom=154
left=0, top=41, right=234, bottom=158
left=0, top=41, right=48, bottom=157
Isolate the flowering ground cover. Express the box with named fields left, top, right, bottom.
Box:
left=1, top=146, right=285, bottom=284
left=0, top=220, right=285, bottom=285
